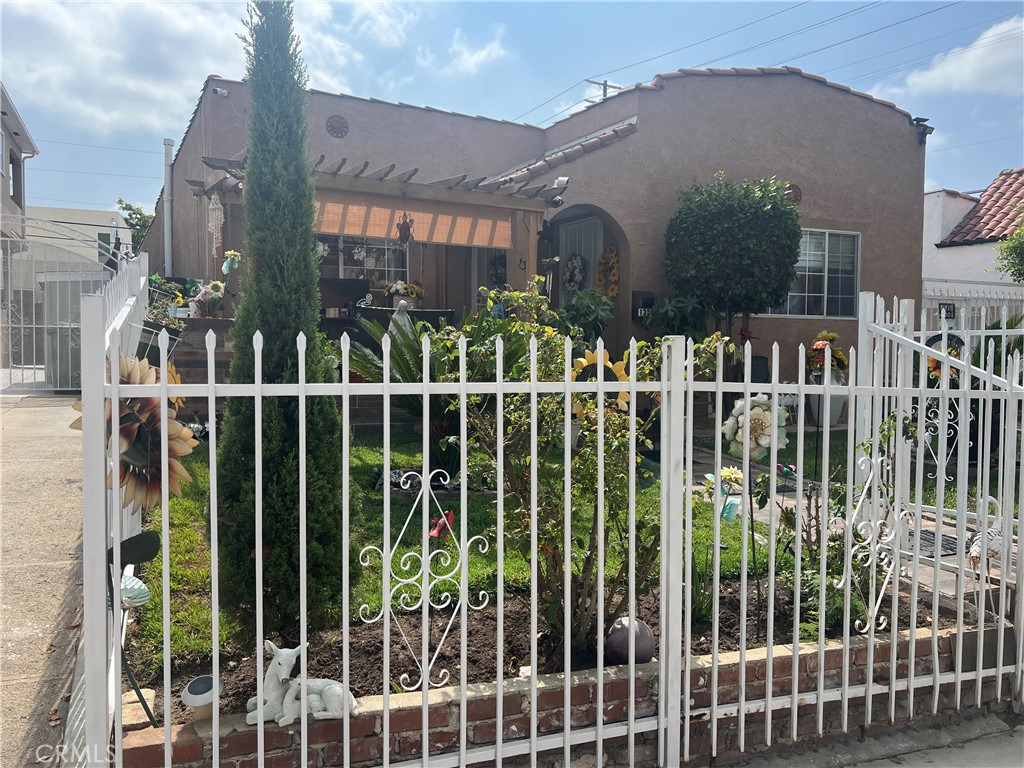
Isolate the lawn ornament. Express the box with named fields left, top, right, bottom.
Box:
left=968, top=498, right=1004, bottom=616
left=429, top=510, right=455, bottom=542
left=604, top=617, right=656, bottom=665
left=246, top=640, right=356, bottom=726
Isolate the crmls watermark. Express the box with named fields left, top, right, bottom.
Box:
left=36, top=743, right=116, bottom=765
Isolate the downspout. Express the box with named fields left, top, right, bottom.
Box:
left=163, top=138, right=174, bottom=276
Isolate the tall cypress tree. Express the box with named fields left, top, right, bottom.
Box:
left=218, top=0, right=345, bottom=637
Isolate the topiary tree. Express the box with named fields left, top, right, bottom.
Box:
left=217, top=0, right=351, bottom=638
left=994, top=204, right=1024, bottom=284
left=664, top=171, right=801, bottom=338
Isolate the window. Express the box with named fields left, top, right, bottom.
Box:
left=329, top=235, right=408, bottom=290
left=770, top=229, right=859, bottom=318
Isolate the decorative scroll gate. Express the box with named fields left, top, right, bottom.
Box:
left=0, top=214, right=118, bottom=392
left=77, top=289, right=1021, bottom=767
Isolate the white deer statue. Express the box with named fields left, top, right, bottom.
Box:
left=246, top=640, right=357, bottom=726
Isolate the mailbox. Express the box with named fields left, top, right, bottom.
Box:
left=632, top=291, right=655, bottom=321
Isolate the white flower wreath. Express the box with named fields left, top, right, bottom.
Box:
left=564, top=252, right=587, bottom=293
left=721, top=395, right=789, bottom=462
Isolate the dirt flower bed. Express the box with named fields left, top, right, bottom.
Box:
left=126, top=581, right=955, bottom=727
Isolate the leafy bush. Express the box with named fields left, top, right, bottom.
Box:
left=664, top=172, right=801, bottom=337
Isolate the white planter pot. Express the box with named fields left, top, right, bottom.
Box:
left=807, top=368, right=847, bottom=427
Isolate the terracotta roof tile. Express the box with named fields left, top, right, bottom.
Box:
left=493, top=122, right=638, bottom=186
left=940, top=167, right=1024, bottom=247
left=562, top=145, right=585, bottom=162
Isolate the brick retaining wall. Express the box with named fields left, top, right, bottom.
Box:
left=121, top=626, right=1015, bottom=767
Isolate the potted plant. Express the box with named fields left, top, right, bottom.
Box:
left=385, top=279, right=427, bottom=308
left=806, top=330, right=849, bottom=426
left=139, top=275, right=185, bottom=365
left=190, top=279, right=227, bottom=318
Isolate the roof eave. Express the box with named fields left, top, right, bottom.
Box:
left=1, top=83, right=40, bottom=156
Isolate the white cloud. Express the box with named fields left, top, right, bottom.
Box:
left=294, top=1, right=361, bottom=94
left=879, top=17, right=1023, bottom=98
left=444, top=28, right=507, bottom=76
left=0, top=1, right=391, bottom=136
left=553, top=83, right=604, bottom=119
left=378, top=70, right=415, bottom=92
left=415, top=45, right=436, bottom=68
left=1, top=1, right=249, bottom=137
left=348, top=1, right=418, bottom=48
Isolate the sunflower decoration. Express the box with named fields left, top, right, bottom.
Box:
left=71, top=354, right=199, bottom=513
left=596, top=245, right=620, bottom=298
left=571, top=349, right=629, bottom=418
left=925, top=335, right=962, bottom=385
left=721, top=395, right=788, bottom=462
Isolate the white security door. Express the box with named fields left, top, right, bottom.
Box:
left=558, top=217, right=602, bottom=305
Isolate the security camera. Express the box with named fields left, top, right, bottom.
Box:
left=553, top=176, right=569, bottom=189
left=211, top=87, right=229, bottom=97
left=551, top=196, right=565, bottom=208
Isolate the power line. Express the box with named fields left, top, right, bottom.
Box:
left=545, top=1, right=890, bottom=125
left=767, top=0, right=965, bottom=67
left=512, top=1, right=812, bottom=122
left=844, top=28, right=1023, bottom=85
left=589, top=1, right=812, bottom=82
left=927, top=134, right=1024, bottom=154
left=691, top=1, right=889, bottom=68
left=29, top=167, right=163, bottom=180
left=34, top=139, right=164, bottom=155
left=26, top=196, right=122, bottom=208
left=819, top=10, right=1020, bottom=74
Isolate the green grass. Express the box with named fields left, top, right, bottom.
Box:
left=131, top=432, right=791, bottom=677
left=132, top=444, right=241, bottom=679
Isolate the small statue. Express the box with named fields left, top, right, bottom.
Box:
left=246, top=640, right=356, bottom=726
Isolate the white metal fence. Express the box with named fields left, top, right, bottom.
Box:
left=79, top=289, right=1023, bottom=766
left=922, top=282, right=1024, bottom=332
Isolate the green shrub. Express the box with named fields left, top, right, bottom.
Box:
left=217, top=1, right=360, bottom=638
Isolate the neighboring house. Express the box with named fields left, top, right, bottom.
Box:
left=1, top=82, right=38, bottom=240
left=922, top=167, right=1024, bottom=327
left=24, top=205, right=132, bottom=269
left=143, top=67, right=928, bottom=372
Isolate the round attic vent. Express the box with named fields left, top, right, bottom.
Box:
left=327, top=114, right=349, bottom=139
left=786, top=184, right=802, bottom=204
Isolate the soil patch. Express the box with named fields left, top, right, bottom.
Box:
left=127, top=581, right=957, bottom=726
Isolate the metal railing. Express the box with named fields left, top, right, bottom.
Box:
left=78, top=290, right=1023, bottom=766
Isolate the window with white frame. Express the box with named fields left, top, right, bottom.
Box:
left=770, top=229, right=859, bottom=318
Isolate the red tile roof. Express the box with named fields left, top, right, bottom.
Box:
left=940, top=167, right=1024, bottom=247
left=495, top=123, right=638, bottom=186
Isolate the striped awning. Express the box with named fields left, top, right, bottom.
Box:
left=314, top=188, right=512, bottom=248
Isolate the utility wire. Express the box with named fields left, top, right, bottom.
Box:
left=927, top=134, right=1024, bottom=154
left=29, top=167, right=163, bottom=180
left=819, top=10, right=1020, bottom=74
left=691, top=1, right=888, bottom=68
left=26, top=196, right=124, bottom=208
left=845, top=28, right=1022, bottom=85
left=512, top=1, right=811, bottom=122
left=588, top=1, right=812, bottom=81
left=767, top=0, right=964, bottom=67
left=545, top=1, right=889, bottom=124
left=33, top=139, right=164, bottom=155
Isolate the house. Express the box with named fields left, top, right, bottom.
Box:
left=24, top=205, right=132, bottom=269
left=1, top=81, right=38, bottom=241
left=922, top=168, right=1024, bottom=327
left=143, top=67, right=928, bottom=373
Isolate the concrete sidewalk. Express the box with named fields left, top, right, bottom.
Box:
left=736, top=710, right=1023, bottom=768
left=0, top=395, right=84, bottom=767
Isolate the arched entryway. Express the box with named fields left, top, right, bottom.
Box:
left=541, top=204, right=630, bottom=355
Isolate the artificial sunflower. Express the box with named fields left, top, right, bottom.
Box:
left=71, top=354, right=198, bottom=513
left=208, top=280, right=226, bottom=298
left=571, top=349, right=629, bottom=418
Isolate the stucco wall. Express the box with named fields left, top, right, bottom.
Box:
left=523, top=72, right=925, bottom=372
left=922, top=189, right=1012, bottom=287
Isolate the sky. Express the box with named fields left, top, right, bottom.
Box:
left=1, top=0, right=1022, bottom=220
